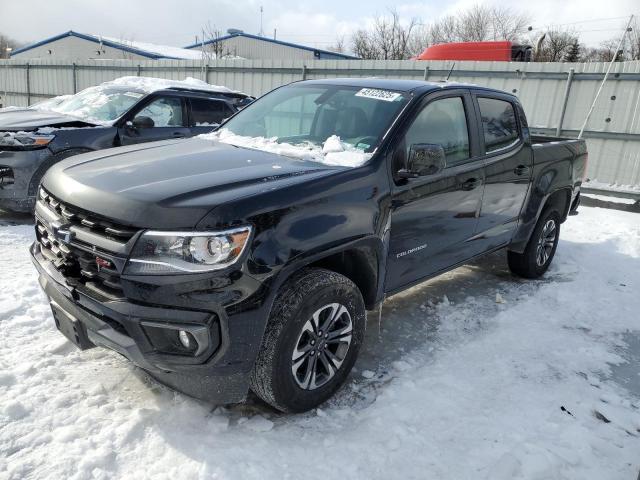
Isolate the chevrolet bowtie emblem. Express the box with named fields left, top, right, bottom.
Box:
left=57, top=229, right=73, bottom=243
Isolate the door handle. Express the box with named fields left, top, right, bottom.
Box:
left=514, top=165, right=531, bottom=176
left=460, top=178, right=481, bottom=191
left=173, top=132, right=186, bottom=138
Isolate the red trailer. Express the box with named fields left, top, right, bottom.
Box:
left=416, top=41, right=532, bottom=62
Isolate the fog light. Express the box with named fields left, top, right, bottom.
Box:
left=141, top=321, right=214, bottom=357
left=178, top=330, right=192, bottom=349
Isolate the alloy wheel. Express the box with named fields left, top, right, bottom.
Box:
left=291, top=303, right=353, bottom=390
left=536, top=219, right=557, bottom=267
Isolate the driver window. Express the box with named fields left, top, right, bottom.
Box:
left=404, top=97, right=470, bottom=166
left=136, top=97, right=184, bottom=127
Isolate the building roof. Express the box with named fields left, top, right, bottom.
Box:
left=184, top=31, right=359, bottom=60
left=11, top=31, right=204, bottom=60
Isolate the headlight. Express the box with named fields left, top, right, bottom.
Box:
left=124, top=226, right=252, bottom=275
left=0, top=132, right=55, bottom=149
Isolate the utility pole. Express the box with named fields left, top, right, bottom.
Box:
left=259, top=6, right=264, bottom=37
left=3, top=47, right=12, bottom=108
left=578, top=15, right=634, bottom=139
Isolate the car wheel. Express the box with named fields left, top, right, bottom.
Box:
left=508, top=208, right=561, bottom=279
left=250, top=268, right=366, bottom=413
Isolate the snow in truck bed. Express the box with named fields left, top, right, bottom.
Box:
left=0, top=206, right=639, bottom=479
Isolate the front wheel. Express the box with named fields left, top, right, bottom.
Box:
left=250, top=268, right=366, bottom=413
left=508, top=209, right=561, bottom=279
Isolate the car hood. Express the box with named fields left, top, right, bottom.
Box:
left=0, top=109, right=99, bottom=131
left=42, top=137, right=342, bottom=228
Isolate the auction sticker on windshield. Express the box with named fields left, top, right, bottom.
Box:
left=355, top=88, right=402, bottom=102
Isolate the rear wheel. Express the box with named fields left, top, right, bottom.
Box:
left=250, top=268, right=365, bottom=413
left=508, top=209, right=560, bottom=279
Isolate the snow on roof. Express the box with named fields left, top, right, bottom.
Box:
left=97, top=35, right=204, bottom=60
left=103, top=76, right=240, bottom=95
left=11, top=31, right=205, bottom=60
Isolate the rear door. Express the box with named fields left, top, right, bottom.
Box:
left=118, top=95, right=190, bottom=145
left=385, top=89, right=487, bottom=293
left=188, top=97, right=237, bottom=135
left=472, top=93, right=532, bottom=249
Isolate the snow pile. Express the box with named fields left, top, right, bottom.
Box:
left=1, top=206, right=640, bottom=479
left=583, top=179, right=640, bottom=194
left=205, top=129, right=373, bottom=168
left=104, top=76, right=238, bottom=95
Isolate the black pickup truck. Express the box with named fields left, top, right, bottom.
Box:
left=31, top=79, right=587, bottom=413
left=0, top=77, right=252, bottom=212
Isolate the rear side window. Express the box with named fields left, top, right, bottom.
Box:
left=404, top=96, right=470, bottom=164
left=477, top=97, right=519, bottom=153
left=190, top=98, right=234, bottom=126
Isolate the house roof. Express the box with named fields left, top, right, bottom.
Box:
left=184, top=31, right=359, bottom=59
left=11, top=31, right=203, bottom=60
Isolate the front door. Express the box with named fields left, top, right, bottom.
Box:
left=385, top=90, right=486, bottom=294
left=119, top=95, right=190, bottom=145
left=472, top=94, right=532, bottom=249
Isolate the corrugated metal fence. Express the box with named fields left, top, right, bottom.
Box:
left=1, top=58, right=640, bottom=188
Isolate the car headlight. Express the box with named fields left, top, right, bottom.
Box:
left=124, top=226, right=252, bottom=275
left=0, top=132, right=55, bottom=149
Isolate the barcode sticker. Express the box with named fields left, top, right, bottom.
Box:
left=355, top=88, right=402, bottom=102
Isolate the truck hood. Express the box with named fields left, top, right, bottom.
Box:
left=0, top=109, right=99, bottom=131
left=42, top=137, right=342, bottom=228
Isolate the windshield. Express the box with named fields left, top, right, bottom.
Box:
left=53, top=87, right=144, bottom=122
left=217, top=84, right=410, bottom=167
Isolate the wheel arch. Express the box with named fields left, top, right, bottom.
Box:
left=269, top=236, right=385, bottom=311
left=509, top=186, right=572, bottom=254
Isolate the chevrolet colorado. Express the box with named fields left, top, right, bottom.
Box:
left=31, top=79, right=587, bottom=412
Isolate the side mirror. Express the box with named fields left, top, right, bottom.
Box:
left=131, top=116, right=155, bottom=129
left=398, top=143, right=446, bottom=179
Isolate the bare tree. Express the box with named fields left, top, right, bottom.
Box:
left=455, top=5, right=491, bottom=42
left=626, top=18, right=639, bottom=60
left=351, top=9, right=419, bottom=60
left=490, top=6, right=530, bottom=41
left=581, top=39, right=622, bottom=62
left=328, top=36, right=346, bottom=54
left=534, top=27, right=579, bottom=62
left=393, top=5, right=531, bottom=59
left=198, top=22, right=235, bottom=60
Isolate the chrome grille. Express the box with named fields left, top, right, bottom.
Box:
left=35, top=189, right=139, bottom=299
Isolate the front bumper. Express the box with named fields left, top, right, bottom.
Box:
left=0, top=148, right=50, bottom=211
left=31, top=242, right=267, bottom=404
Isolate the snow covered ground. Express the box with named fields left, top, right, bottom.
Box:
left=0, top=206, right=639, bottom=479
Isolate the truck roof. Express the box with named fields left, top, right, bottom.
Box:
left=300, top=77, right=511, bottom=96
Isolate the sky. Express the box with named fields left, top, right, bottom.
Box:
left=1, top=0, right=638, bottom=52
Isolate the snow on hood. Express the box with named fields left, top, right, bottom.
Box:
left=203, top=129, right=372, bottom=168
left=104, top=76, right=240, bottom=95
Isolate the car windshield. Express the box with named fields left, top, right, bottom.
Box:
left=215, top=84, right=410, bottom=167
left=53, top=87, right=145, bottom=123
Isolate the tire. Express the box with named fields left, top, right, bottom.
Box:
left=250, top=268, right=366, bottom=413
left=508, top=208, right=561, bottom=279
